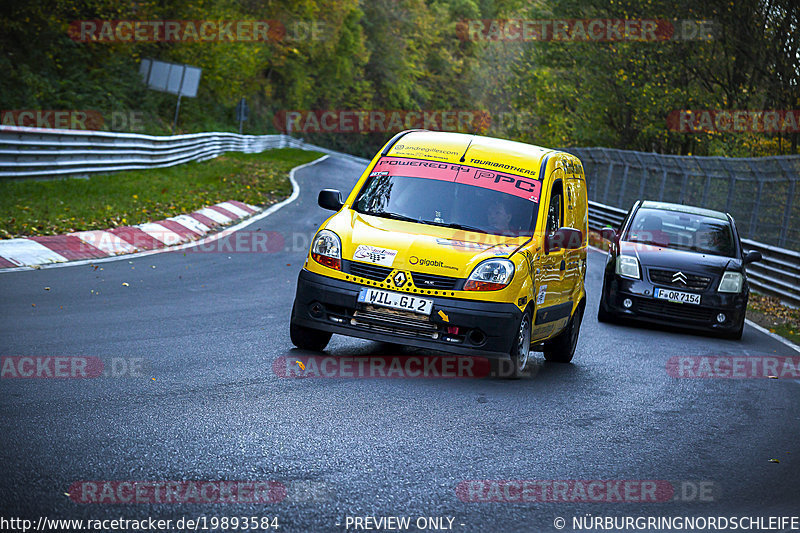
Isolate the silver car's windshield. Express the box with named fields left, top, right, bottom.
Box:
left=625, top=208, right=735, bottom=257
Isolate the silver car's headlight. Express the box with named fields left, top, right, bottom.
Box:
left=717, top=271, right=743, bottom=293
left=615, top=255, right=640, bottom=279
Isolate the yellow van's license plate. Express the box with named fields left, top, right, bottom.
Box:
left=358, top=288, right=434, bottom=315
left=654, top=288, right=701, bottom=305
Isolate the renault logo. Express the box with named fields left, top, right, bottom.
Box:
left=393, top=271, right=407, bottom=288
left=672, top=271, right=688, bottom=285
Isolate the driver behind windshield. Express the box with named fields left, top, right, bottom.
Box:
left=487, top=199, right=517, bottom=236
left=630, top=214, right=670, bottom=246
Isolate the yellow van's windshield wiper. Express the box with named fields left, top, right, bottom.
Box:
left=424, top=220, right=491, bottom=234
left=361, top=210, right=419, bottom=223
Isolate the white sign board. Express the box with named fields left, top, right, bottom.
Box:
left=139, top=59, right=201, bottom=97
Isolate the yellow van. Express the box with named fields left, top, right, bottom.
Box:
left=290, top=130, right=588, bottom=377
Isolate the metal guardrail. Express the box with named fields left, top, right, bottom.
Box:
left=566, top=147, right=800, bottom=250
left=739, top=238, right=800, bottom=308
left=587, top=200, right=800, bottom=307
left=0, top=127, right=295, bottom=179
left=0, top=126, right=372, bottom=180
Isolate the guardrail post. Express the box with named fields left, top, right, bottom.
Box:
left=632, top=151, right=648, bottom=201
left=720, top=158, right=736, bottom=214
left=676, top=158, right=690, bottom=205
left=745, top=160, right=766, bottom=240
left=589, top=150, right=600, bottom=202
left=776, top=158, right=796, bottom=248
left=654, top=155, right=670, bottom=202
left=700, top=159, right=713, bottom=207
left=617, top=163, right=629, bottom=207
left=601, top=149, right=614, bottom=204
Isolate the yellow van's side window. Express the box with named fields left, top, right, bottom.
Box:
left=546, top=181, right=563, bottom=235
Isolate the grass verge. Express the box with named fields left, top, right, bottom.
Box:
left=746, top=294, right=800, bottom=346
left=0, top=149, right=322, bottom=238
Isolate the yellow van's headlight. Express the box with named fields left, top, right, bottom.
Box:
left=464, top=259, right=514, bottom=291
left=311, top=229, right=341, bottom=270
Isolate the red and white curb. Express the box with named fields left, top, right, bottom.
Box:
left=0, top=200, right=259, bottom=269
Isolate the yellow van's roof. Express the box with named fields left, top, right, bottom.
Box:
left=384, top=130, right=554, bottom=179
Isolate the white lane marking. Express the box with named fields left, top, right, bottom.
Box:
left=216, top=201, right=250, bottom=218
left=73, top=231, right=137, bottom=255
left=744, top=319, right=800, bottom=354
left=0, top=155, right=331, bottom=272
left=0, top=238, right=68, bottom=266
left=196, top=207, right=233, bottom=224
left=136, top=222, right=185, bottom=246
left=168, top=214, right=210, bottom=235
left=590, top=244, right=800, bottom=354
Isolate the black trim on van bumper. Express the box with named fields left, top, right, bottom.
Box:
left=291, top=269, right=522, bottom=358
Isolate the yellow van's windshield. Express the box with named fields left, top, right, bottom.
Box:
left=354, top=173, right=539, bottom=237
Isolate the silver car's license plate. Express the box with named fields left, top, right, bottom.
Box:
left=654, top=287, right=701, bottom=305
left=357, top=288, right=434, bottom=315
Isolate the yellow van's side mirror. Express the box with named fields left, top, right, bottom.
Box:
left=318, top=189, right=344, bottom=211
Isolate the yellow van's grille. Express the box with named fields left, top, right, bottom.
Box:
left=410, top=272, right=460, bottom=290
left=347, top=261, right=392, bottom=282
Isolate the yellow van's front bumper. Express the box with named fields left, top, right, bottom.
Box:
left=292, top=269, right=522, bottom=359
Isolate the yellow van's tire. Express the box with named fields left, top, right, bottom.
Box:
left=290, top=321, right=332, bottom=351
left=507, top=310, right=532, bottom=379
left=543, top=302, right=584, bottom=363
left=290, top=304, right=332, bottom=351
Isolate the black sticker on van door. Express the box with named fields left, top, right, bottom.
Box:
left=535, top=301, right=573, bottom=325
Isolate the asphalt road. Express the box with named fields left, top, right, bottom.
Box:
left=1, top=155, right=798, bottom=533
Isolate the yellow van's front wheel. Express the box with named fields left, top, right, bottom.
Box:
left=508, top=311, right=532, bottom=379
left=543, top=302, right=584, bottom=363
left=290, top=305, right=332, bottom=351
